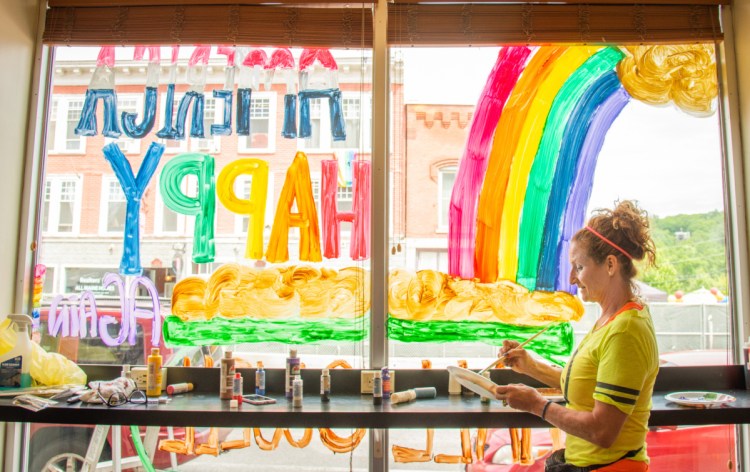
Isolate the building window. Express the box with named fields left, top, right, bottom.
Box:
left=160, top=202, right=180, bottom=234
left=305, top=99, right=323, bottom=149
left=160, top=93, right=188, bottom=154
left=437, top=166, right=456, bottom=231
left=333, top=98, right=362, bottom=149
left=46, top=97, right=85, bottom=153
left=311, top=177, right=321, bottom=215
left=417, top=249, right=449, bottom=272
left=234, top=173, right=275, bottom=235
left=301, top=93, right=370, bottom=152
left=102, top=177, right=127, bottom=233
left=238, top=94, right=276, bottom=153
left=190, top=97, right=221, bottom=153
left=41, top=176, right=81, bottom=234
left=46, top=99, right=57, bottom=152
left=337, top=185, right=354, bottom=213
left=160, top=94, right=221, bottom=153
left=104, top=96, right=141, bottom=154
left=155, top=174, right=196, bottom=234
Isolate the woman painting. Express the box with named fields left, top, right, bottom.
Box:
left=493, top=200, right=658, bottom=471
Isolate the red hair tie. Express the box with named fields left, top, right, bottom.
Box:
left=585, top=226, right=633, bottom=260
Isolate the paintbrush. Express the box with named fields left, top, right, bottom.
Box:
left=477, top=322, right=557, bottom=375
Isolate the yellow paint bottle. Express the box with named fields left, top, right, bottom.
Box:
left=147, top=348, right=163, bottom=397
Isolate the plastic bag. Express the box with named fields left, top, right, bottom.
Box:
left=0, top=318, right=87, bottom=386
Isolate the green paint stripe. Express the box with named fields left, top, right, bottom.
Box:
left=163, top=315, right=368, bottom=345
left=163, top=315, right=574, bottom=367
left=387, top=318, right=574, bottom=365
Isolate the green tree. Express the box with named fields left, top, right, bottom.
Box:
left=639, top=211, right=728, bottom=296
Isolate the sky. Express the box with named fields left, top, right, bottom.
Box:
left=399, top=47, right=725, bottom=218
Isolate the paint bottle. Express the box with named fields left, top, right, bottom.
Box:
left=233, top=372, right=243, bottom=402
left=146, top=348, right=163, bottom=397
left=0, top=314, right=32, bottom=389
left=320, top=368, right=331, bottom=402
left=220, top=351, right=236, bottom=400
left=256, top=361, right=266, bottom=395
left=167, top=382, right=194, bottom=395
left=373, top=371, right=383, bottom=405
left=121, top=364, right=131, bottom=380
left=285, top=349, right=300, bottom=400
left=292, top=375, right=303, bottom=408
left=481, top=371, right=492, bottom=404
left=381, top=367, right=391, bottom=400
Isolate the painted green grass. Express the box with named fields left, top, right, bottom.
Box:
left=163, top=315, right=368, bottom=345
left=387, top=318, right=574, bottom=365
left=164, top=314, right=573, bottom=365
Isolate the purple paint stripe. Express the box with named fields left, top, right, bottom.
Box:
left=448, top=46, right=532, bottom=279
left=556, top=86, right=631, bottom=292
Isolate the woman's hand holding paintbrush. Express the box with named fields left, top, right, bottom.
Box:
left=479, top=322, right=556, bottom=375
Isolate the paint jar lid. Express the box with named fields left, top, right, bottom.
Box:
left=322, top=368, right=330, bottom=376
left=151, top=348, right=160, bottom=355
left=290, top=349, right=297, bottom=358
left=225, top=351, right=233, bottom=359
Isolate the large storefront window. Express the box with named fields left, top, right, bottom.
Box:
left=384, top=44, right=733, bottom=469
left=22, top=1, right=736, bottom=466
left=388, top=45, right=729, bottom=369
left=30, top=43, right=376, bottom=470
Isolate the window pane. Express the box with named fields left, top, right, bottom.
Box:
left=389, top=45, right=730, bottom=373
left=336, top=185, right=353, bottom=213
left=249, top=97, right=270, bottom=148
left=47, top=99, right=58, bottom=151
left=40, top=46, right=372, bottom=378
left=438, top=167, right=456, bottom=229
left=41, top=181, right=52, bottom=232
left=112, top=97, right=139, bottom=153
left=162, top=206, right=178, bottom=232
left=106, top=180, right=127, bottom=232
left=332, top=98, right=361, bottom=149
left=192, top=97, right=217, bottom=152
left=65, top=100, right=83, bottom=151
left=57, top=180, right=77, bottom=233
left=304, top=98, right=322, bottom=148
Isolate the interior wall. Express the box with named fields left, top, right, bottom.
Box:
left=0, top=1, right=40, bottom=469
left=0, top=0, right=40, bottom=316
